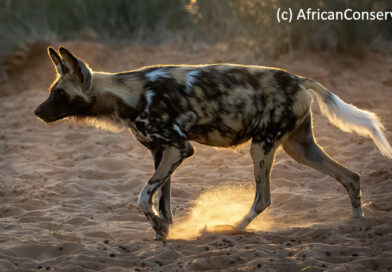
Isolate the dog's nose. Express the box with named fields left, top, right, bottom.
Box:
left=34, top=107, right=41, bottom=116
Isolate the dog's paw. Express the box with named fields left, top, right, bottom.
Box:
left=153, top=233, right=167, bottom=241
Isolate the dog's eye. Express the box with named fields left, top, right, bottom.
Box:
left=54, top=89, right=68, bottom=102
left=56, top=89, right=66, bottom=96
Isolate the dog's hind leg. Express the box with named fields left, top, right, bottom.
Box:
left=236, top=139, right=279, bottom=230
left=282, top=114, right=363, bottom=217
left=151, top=149, right=173, bottom=224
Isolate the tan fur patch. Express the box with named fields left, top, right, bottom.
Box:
left=92, top=72, right=143, bottom=108
left=293, top=88, right=312, bottom=118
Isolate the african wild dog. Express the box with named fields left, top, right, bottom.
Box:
left=34, top=47, right=392, bottom=240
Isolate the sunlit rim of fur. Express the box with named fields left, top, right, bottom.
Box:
left=69, top=116, right=125, bottom=132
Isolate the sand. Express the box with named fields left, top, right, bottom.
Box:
left=0, top=41, right=391, bottom=271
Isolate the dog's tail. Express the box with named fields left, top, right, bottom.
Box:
left=301, top=78, right=392, bottom=159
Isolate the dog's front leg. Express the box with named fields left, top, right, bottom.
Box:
left=151, top=149, right=173, bottom=225
left=139, top=144, right=193, bottom=240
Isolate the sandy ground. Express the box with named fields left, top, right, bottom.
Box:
left=0, top=41, right=392, bottom=271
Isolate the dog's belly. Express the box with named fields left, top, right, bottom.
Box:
left=188, top=129, right=253, bottom=147
left=186, top=107, right=260, bottom=147
left=187, top=116, right=258, bottom=147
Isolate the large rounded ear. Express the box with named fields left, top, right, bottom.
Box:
left=47, top=46, right=67, bottom=75
left=58, top=47, right=92, bottom=91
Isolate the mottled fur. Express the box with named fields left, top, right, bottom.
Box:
left=35, top=47, right=392, bottom=239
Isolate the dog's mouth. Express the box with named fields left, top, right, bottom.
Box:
left=34, top=109, right=69, bottom=123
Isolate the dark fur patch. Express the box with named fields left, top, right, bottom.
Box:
left=274, top=70, right=300, bottom=95
left=226, top=67, right=261, bottom=90
left=252, top=71, right=302, bottom=153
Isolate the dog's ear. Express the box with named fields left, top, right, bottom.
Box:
left=58, top=47, right=92, bottom=91
left=47, top=46, right=67, bottom=75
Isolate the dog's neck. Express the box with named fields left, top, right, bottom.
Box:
left=71, top=71, right=144, bottom=130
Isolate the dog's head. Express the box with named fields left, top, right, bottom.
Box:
left=34, top=47, right=92, bottom=123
